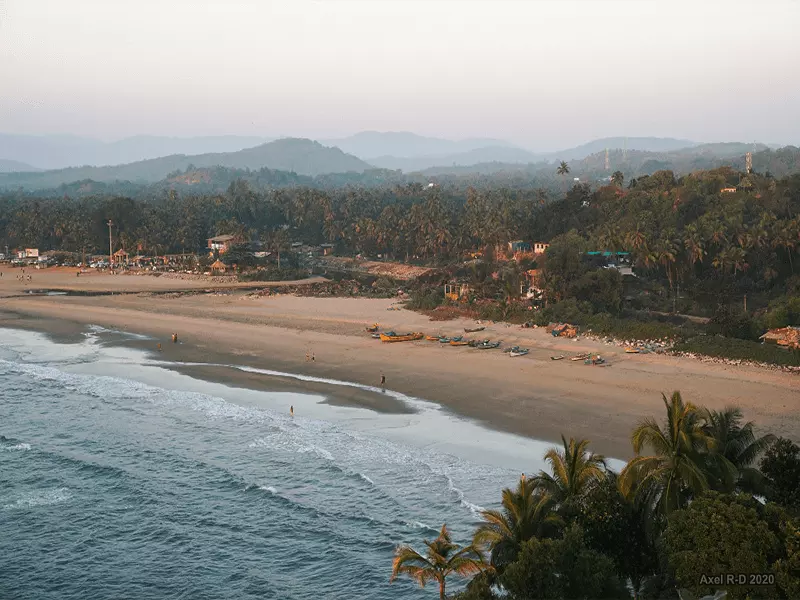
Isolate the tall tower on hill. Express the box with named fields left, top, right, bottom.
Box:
left=605, top=148, right=610, bottom=170
left=746, top=152, right=752, bottom=174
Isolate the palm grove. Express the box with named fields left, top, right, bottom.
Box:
left=0, top=165, right=798, bottom=360
left=390, top=393, right=800, bottom=599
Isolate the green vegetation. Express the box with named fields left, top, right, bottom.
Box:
left=390, top=394, right=800, bottom=599
left=1, top=163, right=798, bottom=365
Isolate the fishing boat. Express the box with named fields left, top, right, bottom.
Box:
left=550, top=355, right=565, bottom=361
left=476, top=341, right=501, bottom=350
left=371, top=333, right=382, bottom=339
left=584, top=355, right=605, bottom=365
left=468, top=339, right=490, bottom=347
left=380, top=332, right=424, bottom=342
left=570, top=353, right=590, bottom=361
left=441, top=335, right=462, bottom=343
left=449, top=339, right=471, bottom=346
left=366, top=323, right=379, bottom=333
left=509, top=348, right=529, bottom=357
left=464, top=326, right=485, bottom=333
left=504, top=346, right=520, bottom=353
left=425, top=335, right=442, bottom=341
left=624, top=347, right=640, bottom=353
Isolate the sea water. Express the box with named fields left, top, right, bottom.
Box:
left=0, top=326, right=567, bottom=599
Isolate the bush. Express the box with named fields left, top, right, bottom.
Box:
left=674, top=335, right=800, bottom=366
left=406, top=286, right=444, bottom=310
left=760, top=438, right=800, bottom=511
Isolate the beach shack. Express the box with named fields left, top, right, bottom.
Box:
left=112, top=249, right=129, bottom=266
left=760, top=326, right=800, bottom=350
left=210, top=259, right=228, bottom=274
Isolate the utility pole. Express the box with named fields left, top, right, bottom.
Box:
left=107, top=220, right=113, bottom=270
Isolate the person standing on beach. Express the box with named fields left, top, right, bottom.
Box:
left=311, top=353, right=315, bottom=362
left=380, top=373, right=386, bottom=390
left=290, top=405, right=294, bottom=416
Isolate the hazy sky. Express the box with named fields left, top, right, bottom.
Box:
left=1, top=0, right=799, bottom=149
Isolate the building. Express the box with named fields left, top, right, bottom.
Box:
left=207, top=234, right=242, bottom=255
left=112, top=249, right=129, bottom=265
left=533, top=242, right=549, bottom=255
left=508, top=240, right=531, bottom=253
left=721, top=187, right=737, bottom=194
left=321, top=243, right=334, bottom=256
left=444, top=282, right=471, bottom=301
left=17, top=248, right=39, bottom=259
left=760, top=327, right=800, bottom=350
left=210, top=259, right=229, bottom=274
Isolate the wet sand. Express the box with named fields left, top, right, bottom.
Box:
left=1, top=266, right=798, bottom=458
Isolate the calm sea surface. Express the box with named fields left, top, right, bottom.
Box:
left=0, top=326, right=560, bottom=599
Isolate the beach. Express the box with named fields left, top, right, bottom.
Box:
left=2, top=266, right=798, bottom=459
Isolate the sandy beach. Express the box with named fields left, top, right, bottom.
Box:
left=1, top=266, right=797, bottom=459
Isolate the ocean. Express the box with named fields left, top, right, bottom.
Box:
left=0, top=326, right=559, bottom=599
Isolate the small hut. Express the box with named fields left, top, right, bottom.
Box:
left=210, top=259, right=228, bottom=274
left=112, top=249, right=129, bottom=266
left=760, top=327, right=800, bottom=350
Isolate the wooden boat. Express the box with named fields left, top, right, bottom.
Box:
left=468, top=339, right=490, bottom=347
left=550, top=355, right=565, bottom=361
left=476, top=341, right=501, bottom=350
left=425, top=335, right=441, bottom=341
left=371, top=333, right=382, bottom=339
left=624, top=347, right=640, bottom=353
left=366, top=323, right=379, bottom=333
left=380, top=332, right=424, bottom=342
left=504, top=346, right=520, bottom=353
left=464, top=326, right=485, bottom=333
left=570, top=353, right=590, bottom=361
left=509, top=349, right=529, bottom=357
left=449, top=339, right=471, bottom=346
left=584, top=355, right=605, bottom=365
left=441, top=335, right=462, bottom=343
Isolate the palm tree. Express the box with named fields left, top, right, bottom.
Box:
left=473, top=477, right=562, bottom=570
left=556, top=161, right=570, bottom=193
left=619, top=392, right=714, bottom=515
left=702, top=406, right=775, bottom=494
left=611, top=171, right=624, bottom=187
left=391, top=524, right=484, bottom=599
left=533, top=435, right=607, bottom=513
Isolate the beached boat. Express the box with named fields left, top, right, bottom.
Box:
left=624, top=347, right=640, bottom=353
left=464, top=326, right=485, bottom=333
left=570, top=353, right=590, bottom=361
left=449, top=339, right=471, bottom=346
left=380, top=332, right=423, bottom=342
left=468, top=338, right=490, bottom=347
left=441, top=335, right=462, bottom=343
left=584, top=355, right=605, bottom=365
left=476, top=341, right=501, bottom=350
left=425, top=335, right=441, bottom=341
left=504, top=346, right=520, bottom=353
left=550, top=355, right=565, bottom=361
left=509, top=348, right=529, bottom=357
left=366, top=323, right=379, bottom=333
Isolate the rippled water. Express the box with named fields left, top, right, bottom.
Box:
left=0, top=327, right=553, bottom=599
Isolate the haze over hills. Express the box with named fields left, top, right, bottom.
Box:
left=0, top=134, right=272, bottom=170
left=0, top=158, right=39, bottom=173
left=321, top=131, right=517, bottom=159
left=0, top=138, right=371, bottom=189
left=368, top=146, right=544, bottom=171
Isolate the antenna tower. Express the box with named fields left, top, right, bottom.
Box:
left=605, top=148, right=610, bottom=171
left=623, top=137, right=627, bottom=162
left=745, top=152, right=752, bottom=174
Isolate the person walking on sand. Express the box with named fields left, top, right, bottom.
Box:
left=290, top=405, right=294, bottom=416
left=311, top=353, right=315, bottom=362
left=380, top=373, right=386, bottom=390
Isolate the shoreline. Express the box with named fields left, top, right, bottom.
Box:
left=2, top=268, right=798, bottom=459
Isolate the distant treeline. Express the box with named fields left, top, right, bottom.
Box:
left=1, top=167, right=798, bottom=316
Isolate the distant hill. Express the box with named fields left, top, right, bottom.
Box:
left=546, top=137, right=697, bottom=162
left=0, top=133, right=272, bottom=169
left=369, top=146, right=543, bottom=171
left=322, top=131, right=516, bottom=159
left=0, top=138, right=371, bottom=190
left=0, top=158, right=39, bottom=173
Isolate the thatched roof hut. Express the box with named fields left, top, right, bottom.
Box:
left=210, top=259, right=228, bottom=273
left=760, top=326, right=800, bottom=349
